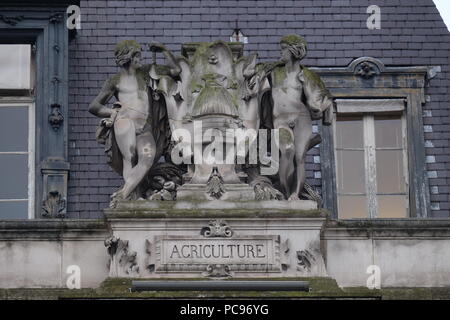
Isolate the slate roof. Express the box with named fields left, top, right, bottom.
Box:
left=67, top=0, right=450, bottom=218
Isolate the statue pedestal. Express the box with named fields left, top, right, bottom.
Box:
left=176, top=183, right=256, bottom=201
left=104, top=200, right=328, bottom=279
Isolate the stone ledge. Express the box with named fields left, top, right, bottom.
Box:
left=105, top=200, right=328, bottom=219
left=56, top=277, right=381, bottom=300
left=0, top=219, right=108, bottom=240
left=4, top=281, right=450, bottom=300
left=324, top=219, right=450, bottom=239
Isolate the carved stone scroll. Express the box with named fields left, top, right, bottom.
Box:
left=104, top=236, right=139, bottom=277
left=202, top=219, right=233, bottom=238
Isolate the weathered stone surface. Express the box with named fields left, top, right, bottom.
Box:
left=154, top=235, right=281, bottom=275
left=0, top=220, right=109, bottom=288
left=2, top=218, right=450, bottom=288
left=176, top=184, right=256, bottom=201
left=89, top=37, right=330, bottom=206
left=324, top=219, right=450, bottom=287
left=107, top=199, right=319, bottom=213
left=106, top=202, right=328, bottom=278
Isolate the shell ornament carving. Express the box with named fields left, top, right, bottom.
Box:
left=42, top=190, right=66, bottom=218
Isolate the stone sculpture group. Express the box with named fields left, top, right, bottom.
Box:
left=89, top=35, right=334, bottom=207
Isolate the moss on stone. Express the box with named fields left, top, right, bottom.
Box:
left=272, top=65, right=287, bottom=87
left=301, top=66, right=332, bottom=99
left=105, top=208, right=329, bottom=219
left=55, top=277, right=383, bottom=299
left=115, top=40, right=141, bottom=53
left=5, top=280, right=450, bottom=300
left=279, top=127, right=294, bottom=145
left=378, top=287, right=450, bottom=300
left=280, top=34, right=307, bottom=47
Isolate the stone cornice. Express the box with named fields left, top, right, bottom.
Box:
left=0, top=219, right=108, bottom=240
left=323, top=219, right=450, bottom=239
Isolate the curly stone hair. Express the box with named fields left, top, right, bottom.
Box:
left=280, top=34, right=308, bottom=60
left=114, top=40, right=141, bottom=67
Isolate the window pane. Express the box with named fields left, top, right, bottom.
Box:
left=335, top=116, right=364, bottom=148
left=374, top=115, right=402, bottom=148
left=336, top=150, right=365, bottom=193
left=0, top=45, right=31, bottom=89
left=0, top=106, right=28, bottom=152
left=376, top=150, right=406, bottom=194
left=0, top=201, right=28, bottom=219
left=0, top=154, right=28, bottom=199
left=377, top=195, right=408, bottom=218
left=338, top=195, right=368, bottom=218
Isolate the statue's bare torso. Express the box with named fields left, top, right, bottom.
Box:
left=270, top=64, right=313, bottom=200
left=272, top=67, right=310, bottom=125
left=116, top=74, right=150, bottom=133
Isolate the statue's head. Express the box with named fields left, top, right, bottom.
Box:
left=114, top=40, right=142, bottom=69
left=279, top=34, right=307, bottom=62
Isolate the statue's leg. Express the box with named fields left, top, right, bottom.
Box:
left=190, top=163, right=213, bottom=184
left=291, top=116, right=313, bottom=200
left=278, top=127, right=296, bottom=199
left=114, top=118, right=137, bottom=182
left=119, top=130, right=156, bottom=199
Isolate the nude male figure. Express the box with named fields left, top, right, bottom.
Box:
left=270, top=35, right=333, bottom=200
left=89, top=40, right=156, bottom=204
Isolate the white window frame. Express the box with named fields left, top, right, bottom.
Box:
left=333, top=99, right=409, bottom=219
left=0, top=99, right=35, bottom=219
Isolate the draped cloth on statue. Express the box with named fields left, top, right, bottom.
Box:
left=95, top=86, right=170, bottom=177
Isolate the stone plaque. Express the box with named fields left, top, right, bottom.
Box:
left=154, top=235, right=283, bottom=274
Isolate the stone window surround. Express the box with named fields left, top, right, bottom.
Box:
left=0, top=7, right=71, bottom=219
left=332, top=100, right=408, bottom=219
left=315, top=57, right=439, bottom=219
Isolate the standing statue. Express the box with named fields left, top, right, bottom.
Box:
left=89, top=40, right=157, bottom=206
left=266, top=35, right=333, bottom=200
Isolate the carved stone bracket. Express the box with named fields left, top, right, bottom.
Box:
left=49, top=103, right=64, bottom=131
left=201, top=219, right=233, bottom=238
left=42, top=190, right=66, bottom=218
left=104, top=236, right=139, bottom=277
left=203, top=264, right=233, bottom=278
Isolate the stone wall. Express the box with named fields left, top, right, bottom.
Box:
left=0, top=221, right=109, bottom=288
left=324, top=220, right=450, bottom=287
left=2, top=219, right=450, bottom=288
